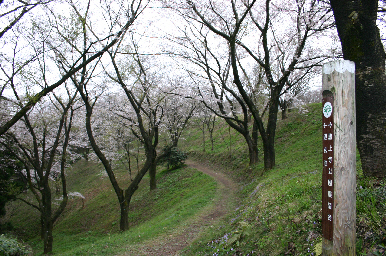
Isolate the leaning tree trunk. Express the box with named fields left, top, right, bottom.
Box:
left=330, top=0, right=386, bottom=178
left=121, top=154, right=154, bottom=230
left=244, top=133, right=259, bottom=166
left=262, top=135, right=275, bottom=170
left=247, top=118, right=259, bottom=166
left=149, top=160, right=157, bottom=191
left=260, top=96, right=280, bottom=170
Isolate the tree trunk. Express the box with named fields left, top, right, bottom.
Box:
left=357, top=70, right=386, bottom=178
left=119, top=195, right=129, bottom=231
left=262, top=137, right=275, bottom=170
left=261, top=97, right=280, bottom=170
left=41, top=186, right=53, bottom=254
left=125, top=144, right=133, bottom=181
left=282, top=108, right=287, bottom=120
left=247, top=139, right=259, bottom=166
left=202, top=122, right=206, bottom=152
left=43, top=221, right=53, bottom=254
left=171, top=132, right=179, bottom=148
left=120, top=155, right=153, bottom=230
left=330, top=0, right=386, bottom=178
left=149, top=160, right=157, bottom=191
left=248, top=119, right=259, bottom=166
left=280, top=98, right=289, bottom=120
left=239, top=129, right=259, bottom=166
left=209, top=131, right=214, bottom=151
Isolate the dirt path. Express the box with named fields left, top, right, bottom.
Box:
left=135, top=159, right=238, bottom=255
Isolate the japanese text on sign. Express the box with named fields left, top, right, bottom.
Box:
left=322, top=95, right=334, bottom=241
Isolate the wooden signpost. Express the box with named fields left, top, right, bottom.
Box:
left=322, top=60, right=356, bottom=255
left=322, top=92, right=334, bottom=241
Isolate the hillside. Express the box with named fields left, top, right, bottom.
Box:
left=179, top=103, right=385, bottom=255
left=1, top=103, right=385, bottom=255
left=180, top=103, right=324, bottom=255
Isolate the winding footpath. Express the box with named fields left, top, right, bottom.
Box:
left=133, top=159, right=238, bottom=255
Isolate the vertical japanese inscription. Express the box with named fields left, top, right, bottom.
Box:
left=322, top=93, right=334, bottom=241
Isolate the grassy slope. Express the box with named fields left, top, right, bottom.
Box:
left=180, top=103, right=385, bottom=255
left=4, top=159, right=217, bottom=255
left=177, top=104, right=323, bottom=255
left=3, top=103, right=385, bottom=255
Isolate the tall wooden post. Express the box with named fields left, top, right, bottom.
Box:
left=322, top=60, right=356, bottom=256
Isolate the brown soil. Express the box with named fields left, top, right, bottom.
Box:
left=128, top=159, right=238, bottom=256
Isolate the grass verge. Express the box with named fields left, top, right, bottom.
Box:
left=182, top=103, right=385, bottom=255
left=4, top=163, right=217, bottom=255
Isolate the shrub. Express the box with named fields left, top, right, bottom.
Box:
left=159, top=146, right=187, bottom=169
left=0, top=234, right=32, bottom=256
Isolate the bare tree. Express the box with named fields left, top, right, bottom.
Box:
left=107, top=46, right=167, bottom=191
left=173, top=0, right=334, bottom=169
left=0, top=0, right=147, bottom=136
left=0, top=0, right=53, bottom=39
left=168, top=22, right=261, bottom=165
left=36, top=0, right=153, bottom=231
left=1, top=89, right=78, bottom=254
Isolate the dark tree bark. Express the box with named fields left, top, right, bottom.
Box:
left=222, top=111, right=259, bottom=166
left=206, top=115, right=216, bottom=151
left=187, top=0, right=328, bottom=170
left=3, top=101, right=74, bottom=254
left=185, top=29, right=260, bottom=166
left=0, top=1, right=143, bottom=136
left=41, top=186, right=53, bottom=254
left=279, top=97, right=292, bottom=120
left=330, top=0, right=386, bottom=178
left=202, top=121, right=206, bottom=152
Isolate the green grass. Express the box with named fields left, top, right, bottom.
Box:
left=4, top=160, right=217, bottom=255
left=3, top=103, right=385, bottom=255
left=182, top=103, right=385, bottom=255
left=45, top=168, right=217, bottom=256
left=181, top=105, right=324, bottom=255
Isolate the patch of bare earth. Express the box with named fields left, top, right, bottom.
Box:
left=128, top=159, right=238, bottom=256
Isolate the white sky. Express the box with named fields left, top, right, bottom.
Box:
left=0, top=0, right=349, bottom=102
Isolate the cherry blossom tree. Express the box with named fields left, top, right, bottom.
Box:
left=162, top=80, right=197, bottom=147
left=170, top=24, right=262, bottom=165
left=107, top=47, right=168, bottom=189
left=73, top=51, right=166, bottom=230
left=0, top=0, right=53, bottom=39
left=166, top=0, right=336, bottom=169
left=1, top=89, right=79, bottom=254
left=0, top=0, right=147, bottom=136
left=194, top=103, right=216, bottom=152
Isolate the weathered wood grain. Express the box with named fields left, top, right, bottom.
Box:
left=322, top=60, right=356, bottom=256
